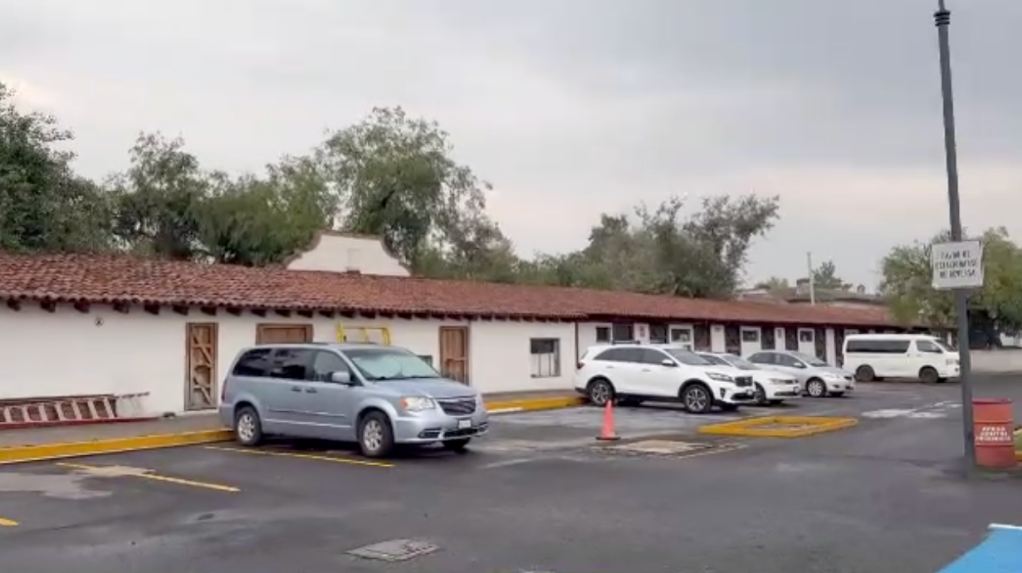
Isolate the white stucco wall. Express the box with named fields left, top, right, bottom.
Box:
left=0, top=305, right=578, bottom=414
left=285, top=234, right=410, bottom=276
left=710, top=324, right=726, bottom=352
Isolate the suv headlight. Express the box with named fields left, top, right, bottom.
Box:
left=401, top=397, right=437, bottom=412
left=706, top=372, right=734, bottom=383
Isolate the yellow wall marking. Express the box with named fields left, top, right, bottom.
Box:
left=0, top=516, right=18, bottom=527
left=56, top=462, right=240, bottom=493
left=206, top=446, right=394, bottom=468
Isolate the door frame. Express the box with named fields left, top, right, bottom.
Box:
left=184, top=322, right=219, bottom=411
left=438, top=326, right=470, bottom=385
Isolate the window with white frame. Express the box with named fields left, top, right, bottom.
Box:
left=595, top=326, right=611, bottom=343
left=799, top=329, right=815, bottom=343
left=530, top=338, right=561, bottom=378
left=741, top=328, right=760, bottom=343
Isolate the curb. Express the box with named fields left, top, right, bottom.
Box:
left=0, top=429, right=234, bottom=465
left=0, top=395, right=585, bottom=466
left=698, top=416, right=859, bottom=438
left=485, top=395, right=585, bottom=414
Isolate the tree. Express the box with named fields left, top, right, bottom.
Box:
left=812, top=260, right=848, bottom=290
left=880, top=227, right=1022, bottom=334
left=754, top=277, right=790, bottom=292
left=0, top=81, right=113, bottom=253
left=320, top=107, right=507, bottom=274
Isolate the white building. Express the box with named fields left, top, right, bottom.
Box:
left=0, top=232, right=911, bottom=415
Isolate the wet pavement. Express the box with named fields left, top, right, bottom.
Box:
left=1, top=377, right=1021, bottom=572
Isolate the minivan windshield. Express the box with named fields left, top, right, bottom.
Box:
left=345, top=348, right=441, bottom=381
left=665, top=349, right=713, bottom=366
left=791, top=351, right=829, bottom=367
left=935, top=339, right=956, bottom=352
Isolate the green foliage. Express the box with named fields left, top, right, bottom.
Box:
left=812, top=260, right=848, bottom=290
left=754, top=277, right=790, bottom=292
left=880, top=227, right=1022, bottom=331
left=0, top=83, right=114, bottom=253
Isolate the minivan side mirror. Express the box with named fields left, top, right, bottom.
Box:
left=330, top=370, right=353, bottom=385
left=661, top=359, right=677, bottom=367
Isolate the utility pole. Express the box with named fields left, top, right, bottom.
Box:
left=934, top=0, right=975, bottom=469
left=807, top=252, right=816, bottom=305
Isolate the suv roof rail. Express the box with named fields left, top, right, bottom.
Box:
left=611, top=340, right=641, bottom=345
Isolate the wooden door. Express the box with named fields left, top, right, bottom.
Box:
left=256, top=324, right=313, bottom=344
left=439, top=326, right=470, bottom=384
left=185, top=323, right=218, bottom=411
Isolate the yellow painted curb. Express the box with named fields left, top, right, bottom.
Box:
left=485, top=395, right=585, bottom=413
left=698, top=416, right=859, bottom=438
left=0, top=429, right=233, bottom=466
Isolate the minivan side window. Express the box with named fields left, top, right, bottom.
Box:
left=232, top=348, right=274, bottom=377
left=846, top=339, right=911, bottom=354
left=270, top=348, right=314, bottom=381
left=916, top=340, right=942, bottom=354
left=748, top=353, right=774, bottom=365
left=311, top=350, right=351, bottom=381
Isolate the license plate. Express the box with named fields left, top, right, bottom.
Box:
left=457, top=419, right=472, bottom=430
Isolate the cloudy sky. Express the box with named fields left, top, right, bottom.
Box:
left=3, top=0, right=1020, bottom=289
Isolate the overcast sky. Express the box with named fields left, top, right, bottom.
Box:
left=3, top=0, right=1019, bottom=289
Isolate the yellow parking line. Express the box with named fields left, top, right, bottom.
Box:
left=0, top=516, right=18, bottom=527
left=205, top=446, right=394, bottom=468
left=55, top=463, right=240, bottom=493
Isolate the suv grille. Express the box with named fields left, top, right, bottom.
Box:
left=735, top=376, right=753, bottom=387
left=437, top=397, right=477, bottom=416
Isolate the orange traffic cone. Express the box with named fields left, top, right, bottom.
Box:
left=596, top=400, right=621, bottom=441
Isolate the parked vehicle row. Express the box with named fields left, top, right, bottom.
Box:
left=573, top=343, right=857, bottom=413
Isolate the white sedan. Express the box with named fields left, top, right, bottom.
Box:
left=696, top=352, right=802, bottom=406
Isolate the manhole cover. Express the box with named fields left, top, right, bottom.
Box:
left=347, top=539, right=438, bottom=562
left=604, top=439, right=713, bottom=455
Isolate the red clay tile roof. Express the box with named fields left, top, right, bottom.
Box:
left=0, top=252, right=902, bottom=327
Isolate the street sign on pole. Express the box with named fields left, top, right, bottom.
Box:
left=932, top=240, right=984, bottom=290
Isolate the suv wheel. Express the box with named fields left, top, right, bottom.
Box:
left=587, top=379, right=615, bottom=407
left=681, top=383, right=713, bottom=414
left=358, top=411, right=395, bottom=458
left=234, top=406, right=263, bottom=447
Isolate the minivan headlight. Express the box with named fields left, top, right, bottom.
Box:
left=401, top=397, right=437, bottom=411
left=706, top=372, right=734, bottom=382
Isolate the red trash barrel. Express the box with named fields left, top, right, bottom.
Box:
left=973, top=398, right=1017, bottom=469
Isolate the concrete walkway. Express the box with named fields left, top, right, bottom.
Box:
left=0, top=390, right=581, bottom=449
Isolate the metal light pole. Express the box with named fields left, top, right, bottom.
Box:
left=934, top=0, right=975, bottom=469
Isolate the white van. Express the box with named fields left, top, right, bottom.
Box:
left=842, top=334, right=960, bottom=384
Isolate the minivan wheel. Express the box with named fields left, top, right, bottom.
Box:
left=234, top=406, right=263, bottom=447
left=358, top=411, right=395, bottom=458
left=919, top=366, right=939, bottom=385
left=806, top=378, right=827, bottom=398
left=855, top=365, right=875, bottom=383
left=681, top=383, right=713, bottom=414
left=587, top=379, right=615, bottom=407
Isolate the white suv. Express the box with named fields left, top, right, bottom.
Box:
left=574, top=344, right=756, bottom=414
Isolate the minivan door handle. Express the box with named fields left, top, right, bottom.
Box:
left=304, top=388, right=318, bottom=394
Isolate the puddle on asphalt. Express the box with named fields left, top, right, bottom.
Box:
left=0, top=465, right=149, bottom=499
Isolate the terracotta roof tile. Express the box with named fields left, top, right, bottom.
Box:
left=0, top=252, right=901, bottom=327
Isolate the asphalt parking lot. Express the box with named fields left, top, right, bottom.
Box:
left=2, top=377, right=1022, bottom=572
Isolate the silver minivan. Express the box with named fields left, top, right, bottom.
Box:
left=219, top=342, right=489, bottom=458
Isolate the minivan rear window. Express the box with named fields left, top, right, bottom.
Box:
left=232, top=348, right=274, bottom=377
left=845, top=339, right=911, bottom=354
